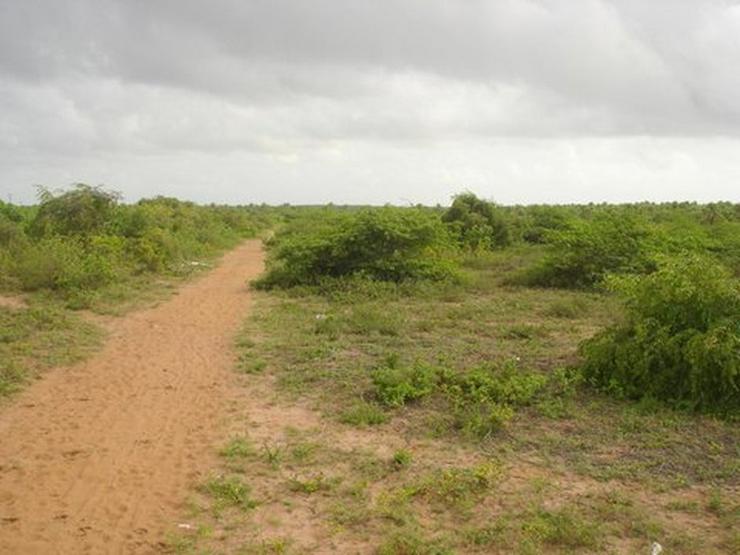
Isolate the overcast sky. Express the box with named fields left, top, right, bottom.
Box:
left=1, top=0, right=739, bottom=205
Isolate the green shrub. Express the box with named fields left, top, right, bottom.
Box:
left=371, top=359, right=550, bottom=437
left=201, top=475, right=257, bottom=511
left=453, top=401, right=515, bottom=438
left=518, top=213, right=654, bottom=288
left=373, top=362, right=440, bottom=407
left=442, top=192, right=510, bottom=250
left=442, top=363, right=547, bottom=438
left=255, top=207, right=458, bottom=289
left=444, top=363, right=548, bottom=406
left=520, top=206, right=571, bottom=244
left=5, top=185, right=272, bottom=299
left=410, top=462, right=500, bottom=509
left=14, top=237, right=114, bottom=291
left=580, top=255, right=740, bottom=413
left=0, top=202, right=25, bottom=248
left=392, top=449, right=413, bottom=469
left=29, top=184, right=120, bottom=238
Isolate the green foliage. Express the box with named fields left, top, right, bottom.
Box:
left=219, top=437, right=256, bottom=459
left=0, top=306, right=101, bottom=396
left=30, top=184, right=120, bottom=237
left=442, top=363, right=547, bottom=438
left=202, top=475, right=257, bottom=511
left=339, top=401, right=389, bottom=426
left=521, top=508, right=602, bottom=550
left=580, top=255, right=740, bottom=413
left=14, top=236, right=119, bottom=291
left=442, top=192, right=510, bottom=250
left=2, top=185, right=273, bottom=305
left=373, top=362, right=440, bottom=408
left=377, top=529, right=452, bottom=555
left=256, top=207, right=458, bottom=289
left=519, top=213, right=654, bottom=288
left=371, top=358, right=549, bottom=438
left=287, top=473, right=335, bottom=494
left=392, top=449, right=413, bottom=469
left=409, top=462, right=500, bottom=509
left=520, top=205, right=571, bottom=244
left=0, top=199, right=23, bottom=223
left=542, top=298, right=588, bottom=319
left=0, top=200, right=25, bottom=248
left=443, top=363, right=548, bottom=406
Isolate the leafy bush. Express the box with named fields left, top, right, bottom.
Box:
left=442, top=192, right=510, bottom=250
left=442, top=364, right=547, bottom=438
left=373, top=362, right=440, bottom=408
left=442, top=364, right=548, bottom=407
left=580, top=255, right=740, bottom=413
left=518, top=213, right=654, bottom=288
left=13, top=237, right=117, bottom=291
left=29, top=184, right=120, bottom=238
left=256, top=207, right=458, bottom=289
left=4, top=185, right=271, bottom=302
left=520, top=206, right=571, bottom=244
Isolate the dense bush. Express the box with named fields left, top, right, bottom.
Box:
left=29, top=184, right=120, bottom=238
left=580, top=255, right=740, bottom=414
left=0, top=200, right=26, bottom=245
left=517, top=213, right=654, bottom=288
left=519, top=206, right=571, bottom=244
left=256, top=207, right=458, bottom=289
left=0, top=185, right=272, bottom=304
left=442, top=192, right=510, bottom=250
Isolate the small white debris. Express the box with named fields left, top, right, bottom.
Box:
left=315, top=313, right=327, bottom=320
left=177, top=523, right=194, bottom=530
left=651, top=542, right=663, bottom=555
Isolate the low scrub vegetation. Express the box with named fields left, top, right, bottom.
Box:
left=176, top=196, right=739, bottom=554
left=1, top=184, right=274, bottom=308
left=4, top=189, right=739, bottom=552
left=0, top=184, right=276, bottom=397
left=515, top=213, right=655, bottom=288
left=255, top=207, right=458, bottom=289
left=581, top=255, right=740, bottom=413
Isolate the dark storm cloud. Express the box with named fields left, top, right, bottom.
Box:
left=3, top=0, right=740, bottom=133
left=0, top=0, right=739, bottom=204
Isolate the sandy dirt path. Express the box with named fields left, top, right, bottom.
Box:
left=0, top=240, right=264, bottom=554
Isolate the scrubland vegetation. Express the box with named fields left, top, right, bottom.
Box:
left=178, top=194, right=739, bottom=553
left=0, top=184, right=275, bottom=395
left=2, top=186, right=738, bottom=552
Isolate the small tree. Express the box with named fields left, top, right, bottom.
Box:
left=442, top=192, right=510, bottom=250
left=30, top=184, right=120, bottom=237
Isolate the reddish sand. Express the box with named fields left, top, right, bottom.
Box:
left=0, top=241, right=264, bottom=554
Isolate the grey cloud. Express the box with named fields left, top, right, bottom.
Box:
left=0, top=0, right=738, bottom=204
left=3, top=0, right=738, bottom=134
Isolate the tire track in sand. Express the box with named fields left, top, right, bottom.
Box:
left=0, top=240, right=264, bottom=554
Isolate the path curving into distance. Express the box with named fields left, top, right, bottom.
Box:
left=0, top=240, right=264, bottom=554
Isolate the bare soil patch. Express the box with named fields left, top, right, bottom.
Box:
left=0, top=241, right=264, bottom=554
left=0, top=295, right=26, bottom=310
